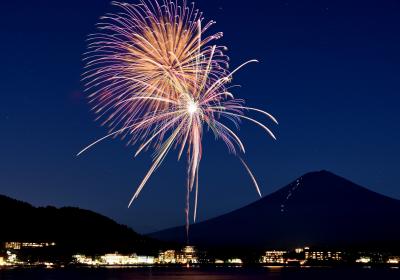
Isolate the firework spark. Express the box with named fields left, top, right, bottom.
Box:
left=78, top=0, right=278, bottom=236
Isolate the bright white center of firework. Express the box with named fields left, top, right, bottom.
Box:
left=187, top=101, right=198, bottom=115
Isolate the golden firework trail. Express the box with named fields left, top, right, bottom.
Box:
left=78, top=0, right=278, bottom=236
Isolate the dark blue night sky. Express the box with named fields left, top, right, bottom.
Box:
left=1, top=0, right=399, bottom=233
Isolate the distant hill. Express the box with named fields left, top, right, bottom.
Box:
left=150, top=171, right=400, bottom=252
left=0, top=195, right=165, bottom=256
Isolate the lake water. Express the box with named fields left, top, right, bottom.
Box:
left=1, top=266, right=400, bottom=280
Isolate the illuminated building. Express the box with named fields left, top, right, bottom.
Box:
left=305, top=250, right=342, bottom=261
left=6, top=251, right=17, bottom=263
left=136, top=256, right=155, bottom=264
left=0, top=257, right=7, bottom=266
left=295, top=248, right=304, bottom=254
left=157, top=250, right=177, bottom=264
left=157, top=246, right=198, bottom=264
left=44, top=262, right=55, bottom=268
left=100, top=253, right=134, bottom=265
left=387, top=256, right=400, bottom=264
left=4, top=242, right=56, bottom=250
left=178, top=246, right=198, bottom=264
left=73, top=254, right=100, bottom=266
left=260, top=251, right=287, bottom=264
left=73, top=253, right=154, bottom=266
left=227, top=258, right=243, bottom=264
left=5, top=242, right=21, bottom=250
left=100, top=253, right=154, bottom=265
left=355, top=256, right=371, bottom=264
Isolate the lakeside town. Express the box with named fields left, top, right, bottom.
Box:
left=1, top=241, right=399, bottom=268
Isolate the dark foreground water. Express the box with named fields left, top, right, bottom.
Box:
left=1, top=267, right=400, bottom=280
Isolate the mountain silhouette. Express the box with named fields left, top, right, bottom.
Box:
left=150, top=170, right=400, bottom=251
left=0, top=195, right=164, bottom=256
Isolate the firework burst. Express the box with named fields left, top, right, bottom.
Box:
left=78, top=0, right=278, bottom=236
